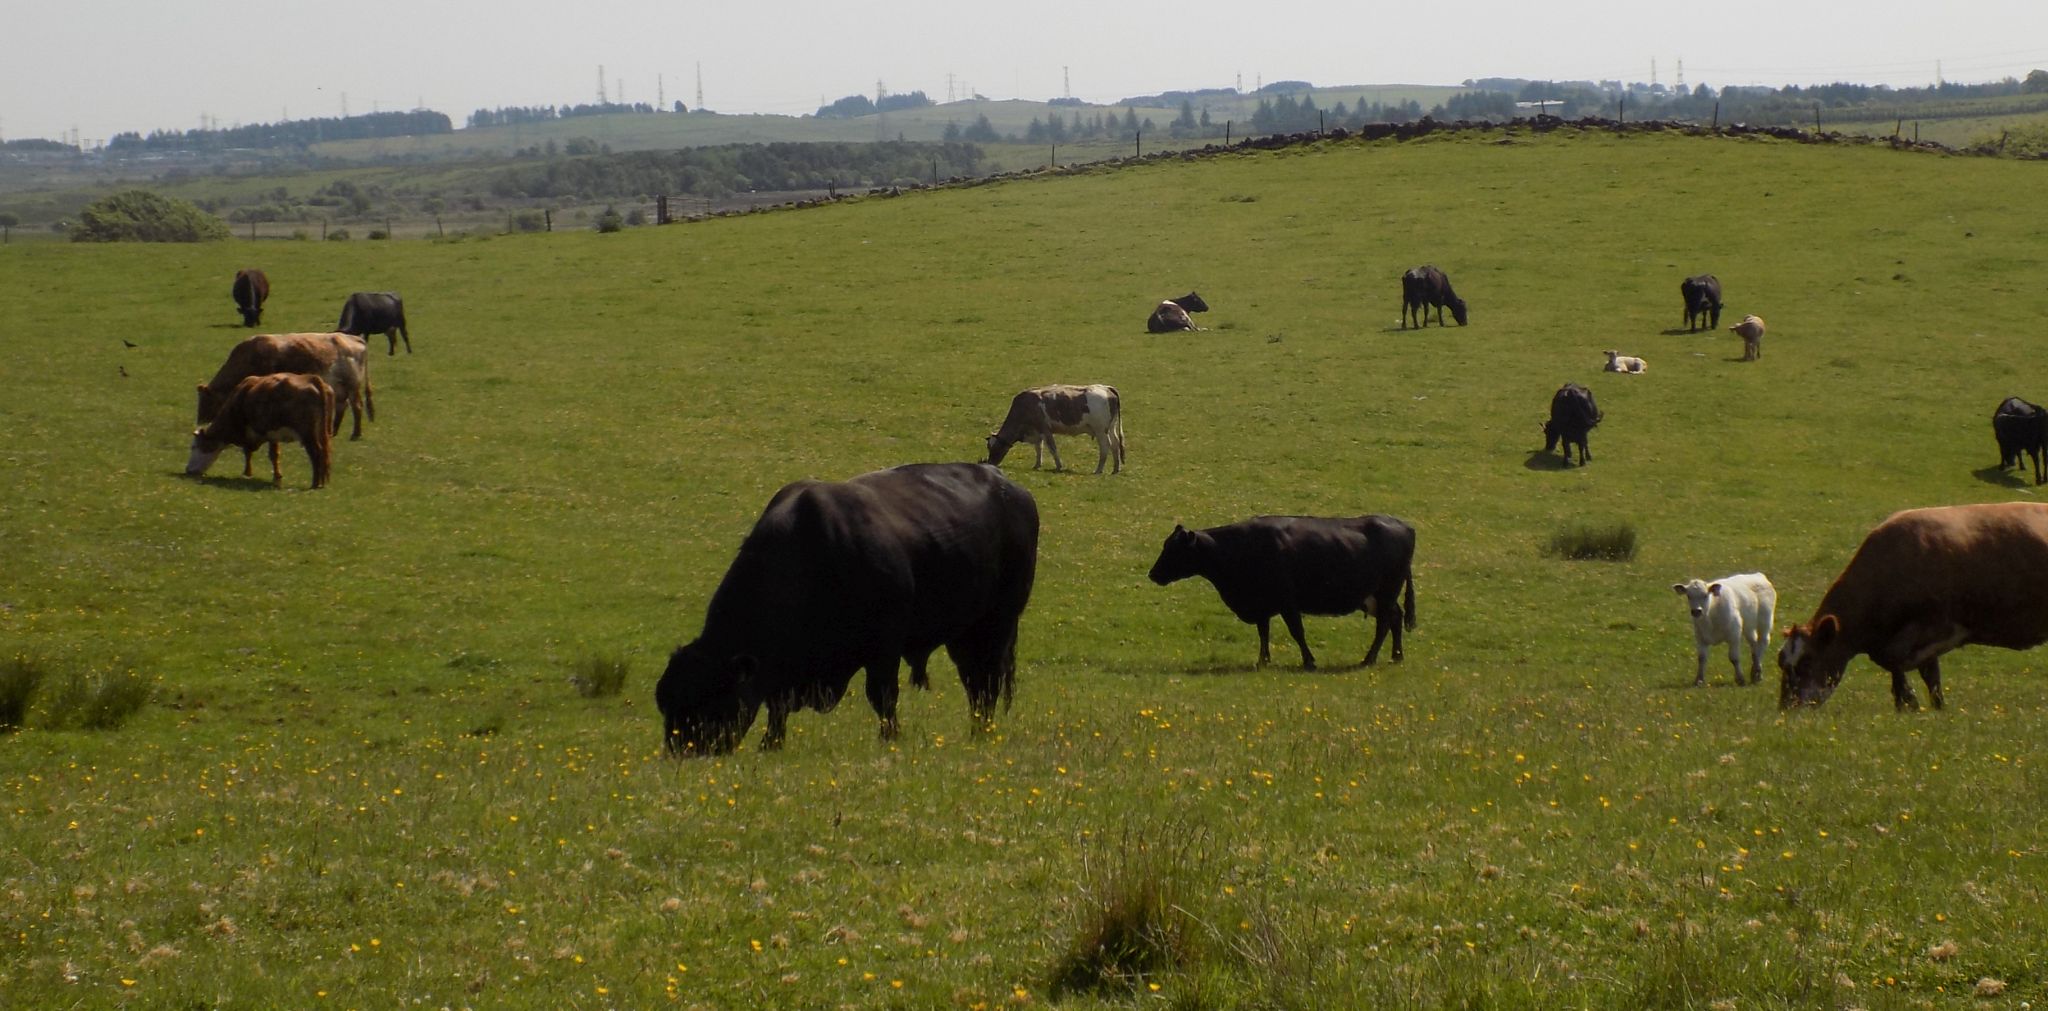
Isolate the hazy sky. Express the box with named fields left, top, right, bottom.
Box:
left=7, top=0, right=2046, bottom=144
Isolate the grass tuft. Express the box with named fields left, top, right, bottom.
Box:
left=38, top=657, right=152, bottom=731
left=0, top=654, right=46, bottom=731
left=1048, top=826, right=1207, bottom=998
left=1545, top=521, right=1638, bottom=561
left=569, top=654, right=630, bottom=698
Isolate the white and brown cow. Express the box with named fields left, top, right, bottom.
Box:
left=199, top=332, right=372, bottom=441
left=186, top=373, right=335, bottom=488
left=1729, top=314, right=1766, bottom=361
left=985, top=384, right=1125, bottom=474
left=1779, top=502, right=2048, bottom=710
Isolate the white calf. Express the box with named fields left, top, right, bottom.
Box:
left=1602, top=350, right=1647, bottom=374
left=1671, top=573, right=1776, bottom=686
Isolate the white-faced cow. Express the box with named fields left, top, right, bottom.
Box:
left=985, top=384, right=1125, bottom=474
left=337, top=291, right=411, bottom=355
left=656, top=462, right=1039, bottom=755
left=185, top=373, right=334, bottom=488
left=1729, top=314, right=1765, bottom=361
left=1672, top=573, right=1776, bottom=686
left=1603, top=350, right=1647, bottom=374
left=1541, top=382, right=1602, bottom=465
left=1148, top=514, right=1416, bottom=670
left=1146, top=291, right=1209, bottom=333
left=1779, top=502, right=2048, bottom=711
left=1993, top=396, right=2047, bottom=485
left=1401, top=266, right=1468, bottom=328
left=198, top=333, right=373, bottom=450
left=231, top=269, right=269, bottom=328
left=1680, top=274, right=1723, bottom=331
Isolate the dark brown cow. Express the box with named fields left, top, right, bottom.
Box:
left=1541, top=382, right=1601, bottom=465
left=1400, top=266, right=1467, bottom=328
left=1779, top=503, right=2048, bottom=710
left=232, top=269, right=269, bottom=327
left=1680, top=274, right=1722, bottom=331
left=1993, top=397, right=2047, bottom=484
left=185, top=373, right=335, bottom=488
left=985, top=384, right=1124, bottom=474
left=337, top=292, right=411, bottom=355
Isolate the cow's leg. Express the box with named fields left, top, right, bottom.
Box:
left=1254, top=617, right=1272, bottom=667
left=268, top=442, right=283, bottom=484
left=1030, top=439, right=1044, bottom=470
left=945, top=625, right=1012, bottom=731
left=1725, top=639, right=1745, bottom=685
left=347, top=390, right=363, bottom=440
left=1888, top=668, right=1921, bottom=711
left=1919, top=659, right=1944, bottom=711
left=760, top=698, right=791, bottom=750
left=397, top=324, right=411, bottom=355
left=1281, top=611, right=1316, bottom=671
left=1093, top=434, right=1109, bottom=474
left=1693, top=645, right=1708, bottom=687
left=1044, top=436, right=1064, bottom=472
left=240, top=447, right=256, bottom=477
left=1747, top=630, right=1767, bottom=685
left=1362, top=607, right=1392, bottom=665
left=864, top=660, right=901, bottom=741
left=905, top=650, right=933, bottom=691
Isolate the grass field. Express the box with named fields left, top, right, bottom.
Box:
left=4, top=126, right=2048, bottom=1008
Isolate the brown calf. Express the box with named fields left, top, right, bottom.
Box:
left=186, top=373, right=335, bottom=488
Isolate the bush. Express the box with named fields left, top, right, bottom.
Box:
left=38, top=658, right=152, bottom=731
left=326, top=228, right=351, bottom=241
left=69, top=189, right=229, bottom=242
left=0, top=655, right=46, bottom=731
left=1545, top=521, right=1638, bottom=561
left=367, top=229, right=390, bottom=240
left=510, top=210, right=547, bottom=233
left=594, top=205, right=624, bottom=233
left=624, top=208, right=647, bottom=226
left=570, top=654, right=629, bottom=698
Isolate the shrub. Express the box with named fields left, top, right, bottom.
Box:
left=1545, top=521, right=1638, bottom=561
left=69, top=189, right=229, bottom=242
left=511, top=210, right=547, bottom=233
left=624, top=208, right=647, bottom=226
left=594, top=205, right=624, bottom=233
left=38, top=658, right=152, bottom=731
left=367, top=229, right=390, bottom=240
left=1048, top=826, right=1206, bottom=998
left=0, top=655, right=46, bottom=731
left=570, top=654, right=630, bottom=698
left=326, top=228, right=351, bottom=241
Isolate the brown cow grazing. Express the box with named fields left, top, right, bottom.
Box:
left=1729, top=314, right=1765, bottom=361
left=1778, top=502, right=2048, bottom=711
left=985, top=384, right=1125, bottom=474
left=185, top=373, right=335, bottom=488
left=1146, top=291, right=1209, bottom=333
left=231, top=269, right=269, bottom=327
left=198, top=332, right=372, bottom=448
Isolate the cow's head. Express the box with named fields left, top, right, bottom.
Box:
left=1541, top=419, right=1560, bottom=453
left=185, top=429, right=228, bottom=476
left=1147, top=524, right=1204, bottom=585
left=1173, top=291, right=1210, bottom=313
left=196, top=382, right=223, bottom=425
left=1777, top=616, right=1847, bottom=709
left=1670, top=579, right=1720, bottom=619
left=656, top=641, right=759, bottom=756
left=1447, top=296, right=1469, bottom=326
left=985, top=433, right=1013, bottom=466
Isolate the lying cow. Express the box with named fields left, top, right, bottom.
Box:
left=985, top=384, right=1125, bottom=474
left=1147, top=514, right=1416, bottom=670
left=1602, top=350, right=1647, bottom=374
left=1541, top=382, right=1602, bottom=465
left=231, top=268, right=269, bottom=328
left=1400, top=265, right=1468, bottom=328
left=657, top=463, right=1038, bottom=754
left=337, top=291, right=412, bottom=355
left=1729, top=314, right=1765, bottom=361
left=1994, top=396, right=2048, bottom=484
left=1672, top=573, right=1776, bottom=686
left=199, top=333, right=372, bottom=449
left=185, top=373, right=334, bottom=488
left=1680, top=274, right=1722, bottom=331
left=1146, top=291, right=1209, bottom=333
left=1779, top=502, right=2048, bottom=710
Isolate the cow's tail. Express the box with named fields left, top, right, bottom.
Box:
left=1108, top=387, right=1126, bottom=467
left=1403, top=567, right=1417, bottom=630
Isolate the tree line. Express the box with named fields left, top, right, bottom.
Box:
left=814, top=91, right=935, bottom=119
left=467, top=102, right=682, bottom=129
left=105, top=111, right=451, bottom=154
left=484, top=140, right=986, bottom=200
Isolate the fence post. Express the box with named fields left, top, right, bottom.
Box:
left=436, top=215, right=444, bottom=238
left=1814, top=103, right=1822, bottom=135
left=1618, top=95, right=1625, bottom=124
left=1135, top=129, right=1141, bottom=158
left=1225, top=121, right=1231, bottom=145
left=1050, top=143, right=1055, bottom=168
left=931, top=156, right=938, bottom=185
left=1712, top=100, right=1720, bottom=130
left=544, top=209, right=552, bottom=232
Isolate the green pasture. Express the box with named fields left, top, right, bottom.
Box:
left=4, top=127, right=2048, bottom=1008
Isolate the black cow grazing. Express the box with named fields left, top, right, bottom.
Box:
left=1994, top=396, right=2048, bottom=484
left=337, top=291, right=411, bottom=355
left=1148, top=514, right=1417, bottom=670
left=1680, top=274, right=1723, bottom=331
left=1542, top=382, right=1602, bottom=465
left=231, top=269, right=269, bottom=327
left=1146, top=291, right=1210, bottom=333
left=1400, top=266, right=1468, bottom=328
left=657, top=462, right=1039, bottom=756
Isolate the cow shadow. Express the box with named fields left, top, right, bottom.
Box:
left=1659, top=327, right=1711, bottom=336
left=176, top=471, right=293, bottom=493
left=1972, top=465, right=2033, bottom=489
left=1524, top=450, right=1574, bottom=471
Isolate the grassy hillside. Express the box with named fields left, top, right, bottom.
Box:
left=3, top=127, right=2048, bottom=1008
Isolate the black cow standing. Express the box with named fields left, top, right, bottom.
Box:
left=1148, top=514, right=1417, bottom=670
left=337, top=291, right=412, bottom=355
left=1147, top=291, right=1210, bottom=333
left=1680, top=274, right=1722, bottom=331
left=1400, top=266, right=1468, bottom=328
left=231, top=269, right=269, bottom=327
left=657, top=462, right=1039, bottom=756
left=1542, top=382, right=1602, bottom=465
left=1994, top=396, right=2048, bottom=484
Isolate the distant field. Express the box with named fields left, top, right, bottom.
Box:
left=4, top=128, right=2048, bottom=1008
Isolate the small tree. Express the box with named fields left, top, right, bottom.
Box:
left=595, top=205, right=624, bottom=232
left=70, top=190, right=229, bottom=242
